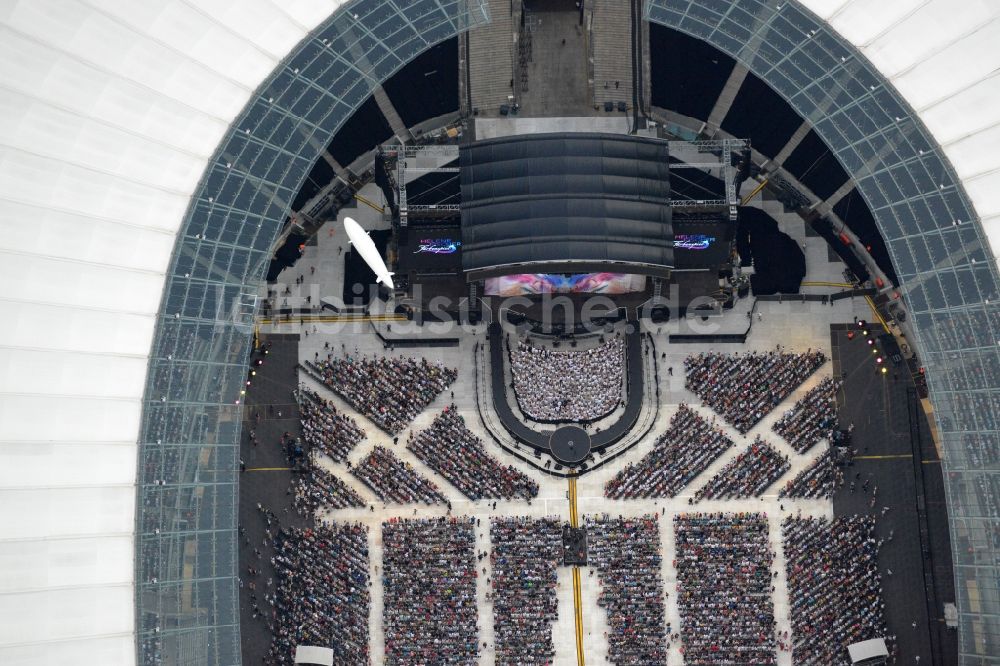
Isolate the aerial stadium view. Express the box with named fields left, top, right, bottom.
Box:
left=0, top=1, right=998, bottom=665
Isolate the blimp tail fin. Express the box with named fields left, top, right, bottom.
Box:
left=376, top=272, right=395, bottom=285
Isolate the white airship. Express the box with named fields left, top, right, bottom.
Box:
left=343, top=216, right=394, bottom=289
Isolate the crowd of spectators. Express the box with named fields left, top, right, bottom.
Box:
left=684, top=348, right=827, bottom=433
left=674, top=513, right=777, bottom=665
left=296, top=387, right=365, bottom=462
left=952, top=391, right=1000, bottom=436
left=268, top=524, right=370, bottom=665
left=586, top=515, right=669, bottom=665
left=510, top=336, right=624, bottom=422
left=695, top=438, right=790, bottom=500
left=773, top=377, right=841, bottom=453
left=291, top=457, right=365, bottom=516
left=408, top=407, right=539, bottom=500
left=779, top=448, right=844, bottom=499
left=605, top=405, right=733, bottom=499
left=964, top=432, right=999, bottom=468
left=490, top=517, right=563, bottom=665
left=382, top=517, right=480, bottom=665
left=783, top=516, right=888, bottom=664
left=310, top=353, right=457, bottom=433
left=351, top=446, right=446, bottom=505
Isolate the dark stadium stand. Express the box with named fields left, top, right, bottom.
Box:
left=833, top=188, right=899, bottom=285
left=810, top=216, right=871, bottom=284
left=266, top=232, right=307, bottom=282
left=738, top=207, right=806, bottom=294
left=327, top=95, right=395, bottom=167
left=667, top=154, right=725, bottom=203
left=405, top=168, right=460, bottom=208
left=782, top=129, right=850, bottom=201
left=721, top=73, right=803, bottom=159
left=292, top=158, right=336, bottom=212
left=650, top=24, right=735, bottom=122
left=382, top=37, right=459, bottom=128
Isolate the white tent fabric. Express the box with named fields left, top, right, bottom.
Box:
left=847, top=637, right=890, bottom=663
left=0, top=0, right=996, bottom=664
left=294, top=645, right=335, bottom=665
left=800, top=0, right=1000, bottom=265
left=0, top=0, right=344, bottom=663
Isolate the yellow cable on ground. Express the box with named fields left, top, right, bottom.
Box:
left=740, top=178, right=768, bottom=206
left=854, top=454, right=912, bottom=461
left=568, top=477, right=578, bottom=528
left=353, top=193, right=384, bottom=213
left=258, top=314, right=406, bottom=325
left=865, top=295, right=890, bottom=333
left=573, top=567, right=585, bottom=666
left=800, top=281, right=853, bottom=288
left=568, top=476, right=585, bottom=666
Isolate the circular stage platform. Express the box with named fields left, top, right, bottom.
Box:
left=549, top=425, right=592, bottom=464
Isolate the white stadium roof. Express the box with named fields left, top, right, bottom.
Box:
left=0, top=0, right=996, bottom=663
left=0, top=1, right=344, bottom=662
left=800, top=0, right=1000, bottom=266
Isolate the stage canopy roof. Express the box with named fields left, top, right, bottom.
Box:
left=460, top=133, right=673, bottom=279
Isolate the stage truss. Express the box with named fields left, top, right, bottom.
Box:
left=385, top=138, right=748, bottom=225
left=384, top=144, right=461, bottom=227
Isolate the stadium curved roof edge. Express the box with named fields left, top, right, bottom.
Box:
left=0, top=0, right=997, bottom=664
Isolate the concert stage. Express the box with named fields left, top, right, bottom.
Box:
left=386, top=132, right=743, bottom=324
left=460, top=133, right=674, bottom=280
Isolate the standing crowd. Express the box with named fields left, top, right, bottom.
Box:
left=773, top=377, right=841, bottom=453
left=382, top=517, right=480, bottom=665
left=783, top=516, right=889, bottom=664
left=291, top=458, right=365, bottom=516
left=586, top=515, right=669, bottom=665
left=309, top=353, right=457, bottom=433
left=408, top=406, right=539, bottom=500
left=684, top=348, right=827, bottom=433
left=694, top=438, right=791, bottom=500
left=268, top=524, right=370, bottom=666
left=510, top=336, right=624, bottom=422
left=238, top=326, right=894, bottom=665
left=296, top=387, right=365, bottom=462
left=351, top=445, right=446, bottom=505
left=490, top=517, right=564, bottom=665
left=674, top=513, right=778, bottom=665
left=605, top=404, right=733, bottom=499
left=779, top=448, right=845, bottom=499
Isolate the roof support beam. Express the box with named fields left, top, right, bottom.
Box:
left=704, top=64, right=748, bottom=136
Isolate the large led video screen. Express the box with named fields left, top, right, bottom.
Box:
left=484, top=273, right=646, bottom=297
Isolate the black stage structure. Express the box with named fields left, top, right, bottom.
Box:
left=386, top=133, right=745, bottom=323
left=460, top=133, right=674, bottom=279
